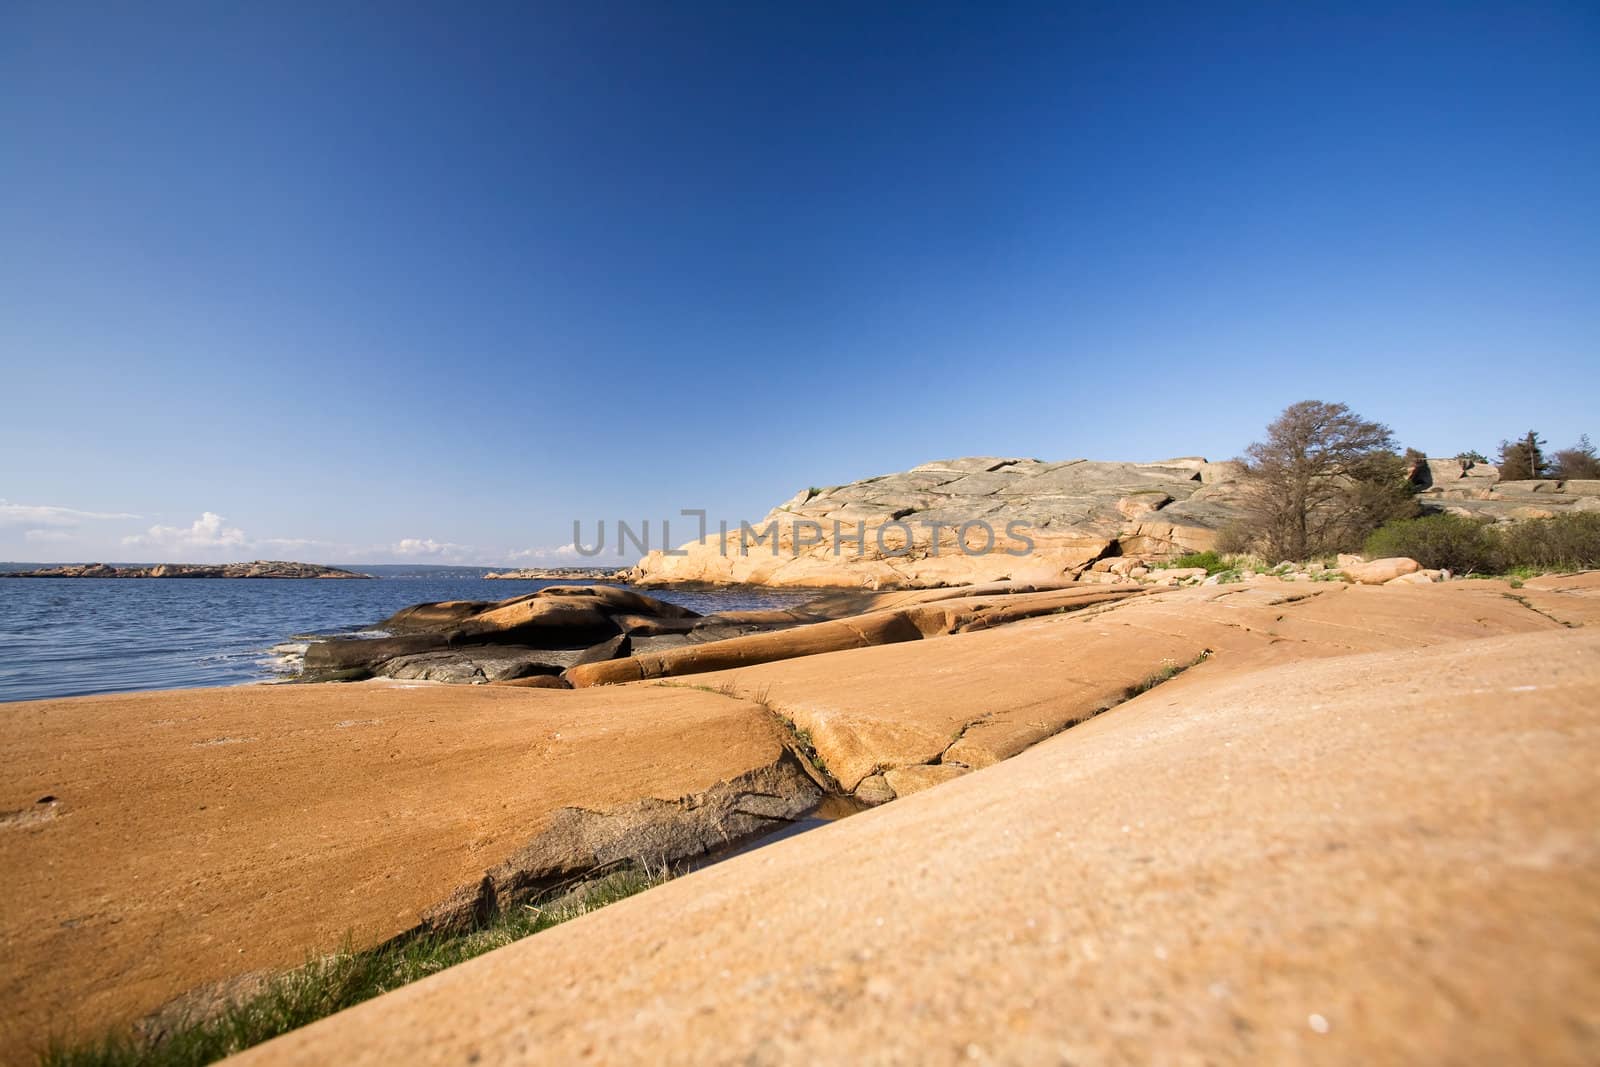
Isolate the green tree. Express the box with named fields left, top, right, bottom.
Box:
left=1239, top=400, right=1417, bottom=561
left=1498, top=430, right=1549, bottom=480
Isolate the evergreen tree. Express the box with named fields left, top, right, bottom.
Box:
left=1498, top=430, right=1548, bottom=481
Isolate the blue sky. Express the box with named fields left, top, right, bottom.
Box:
left=2, top=2, right=1596, bottom=564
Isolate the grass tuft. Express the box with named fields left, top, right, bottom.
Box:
left=1127, top=651, right=1212, bottom=697
left=41, top=868, right=664, bottom=1067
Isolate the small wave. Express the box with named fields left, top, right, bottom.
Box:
left=259, top=641, right=310, bottom=680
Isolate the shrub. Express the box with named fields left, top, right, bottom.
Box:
left=1364, top=514, right=1500, bottom=573
left=1495, top=512, right=1600, bottom=571
left=1164, top=550, right=1230, bottom=575
left=1364, top=512, right=1600, bottom=575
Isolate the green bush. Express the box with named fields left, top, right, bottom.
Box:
left=1363, top=514, right=1500, bottom=573
left=1364, top=512, right=1600, bottom=575
left=1163, top=550, right=1231, bottom=575
left=1495, top=512, right=1600, bottom=571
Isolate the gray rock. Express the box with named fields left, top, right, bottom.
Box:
left=572, top=634, right=631, bottom=667
left=375, top=646, right=580, bottom=684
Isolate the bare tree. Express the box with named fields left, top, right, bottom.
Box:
left=1240, top=400, right=1414, bottom=561
left=1551, top=434, right=1600, bottom=480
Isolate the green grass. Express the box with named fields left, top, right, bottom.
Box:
left=42, top=868, right=664, bottom=1067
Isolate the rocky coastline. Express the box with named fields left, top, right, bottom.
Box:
left=2, top=560, right=372, bottom=579
left=623, top=454, right=1600, bottom=588
left=7, top=568, right=1598, bottom=1062
left=5, top=453, right=1599, bottom=1064
left=482, top=566, right=625, bottom=580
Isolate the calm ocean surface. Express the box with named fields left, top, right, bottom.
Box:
left=0, top=578, right=816, bottom=704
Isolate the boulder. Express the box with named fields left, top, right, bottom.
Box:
left=610, top=613, right=698, bottom=636
left=851, top=774, right=896, bottom=807
left=489, top=675, right=573, bottom=689
left=381, top=600, right=493, bottom=633
left=571, top=634, right=631, bottom=667
left=451, top=597, right=619, bottom=646
left=534, top=585, right=699, bottom=619
left=373, top=647, right=573, bottom=684
left=1343, top=557, right=1422, bottom=585
left=301, top=634, right=452, bottom=678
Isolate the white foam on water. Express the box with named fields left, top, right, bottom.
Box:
left=260, top=641, right=310, bottom=679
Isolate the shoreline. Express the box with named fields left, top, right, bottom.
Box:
left=7, top=572, right=1598, bottom=1061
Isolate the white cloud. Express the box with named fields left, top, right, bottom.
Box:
left=124, top=512, right=248, bottom=549
left=392, top=537, right=474, bottom=560
left=0, top=500, right=138, bottom=529
left=509, top=542, right=585, bottom=562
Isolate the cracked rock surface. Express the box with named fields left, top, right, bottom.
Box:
left=667, top=576, right=1588, bottom=797
left=5, top=572, right=1597, bottom=1059
left=235, top=621, right=1600, bottom=1066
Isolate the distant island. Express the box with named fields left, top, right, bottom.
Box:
left=484, top=566, right=625, bottom=580
left=2, top=560, right=372, bottom=579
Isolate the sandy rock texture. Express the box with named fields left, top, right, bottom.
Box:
left=235, top=625, right=1600, bottom=1066
left=0, top=682, right=820, bottom=1052
left=5, top=574, right=1597, bottom=1062
left=673, top=577, right=1582, bottom=798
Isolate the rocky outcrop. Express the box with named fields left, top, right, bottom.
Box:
left=1412, top=458, right=1600, bottom=521
left=230, top=624, right=1600, bottom=1067
left=0, top=682, right=822, bottom=1047
left=482, top=567, right=626, bottom=580
left=6, top=572, right=1599, bottom=1058
left=301, top=585, right=825, bottom=685
left=618, top=454, right=1599, bottom=591
left=626, top=456, right=1252, bottom=589
left=417, top=750, right=821, bottom=936
left=666, top=576, right=1588, bottom=799
left=2, top=561, right=370, bottom=579
left=564, top=585, right=1142, bottom=687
